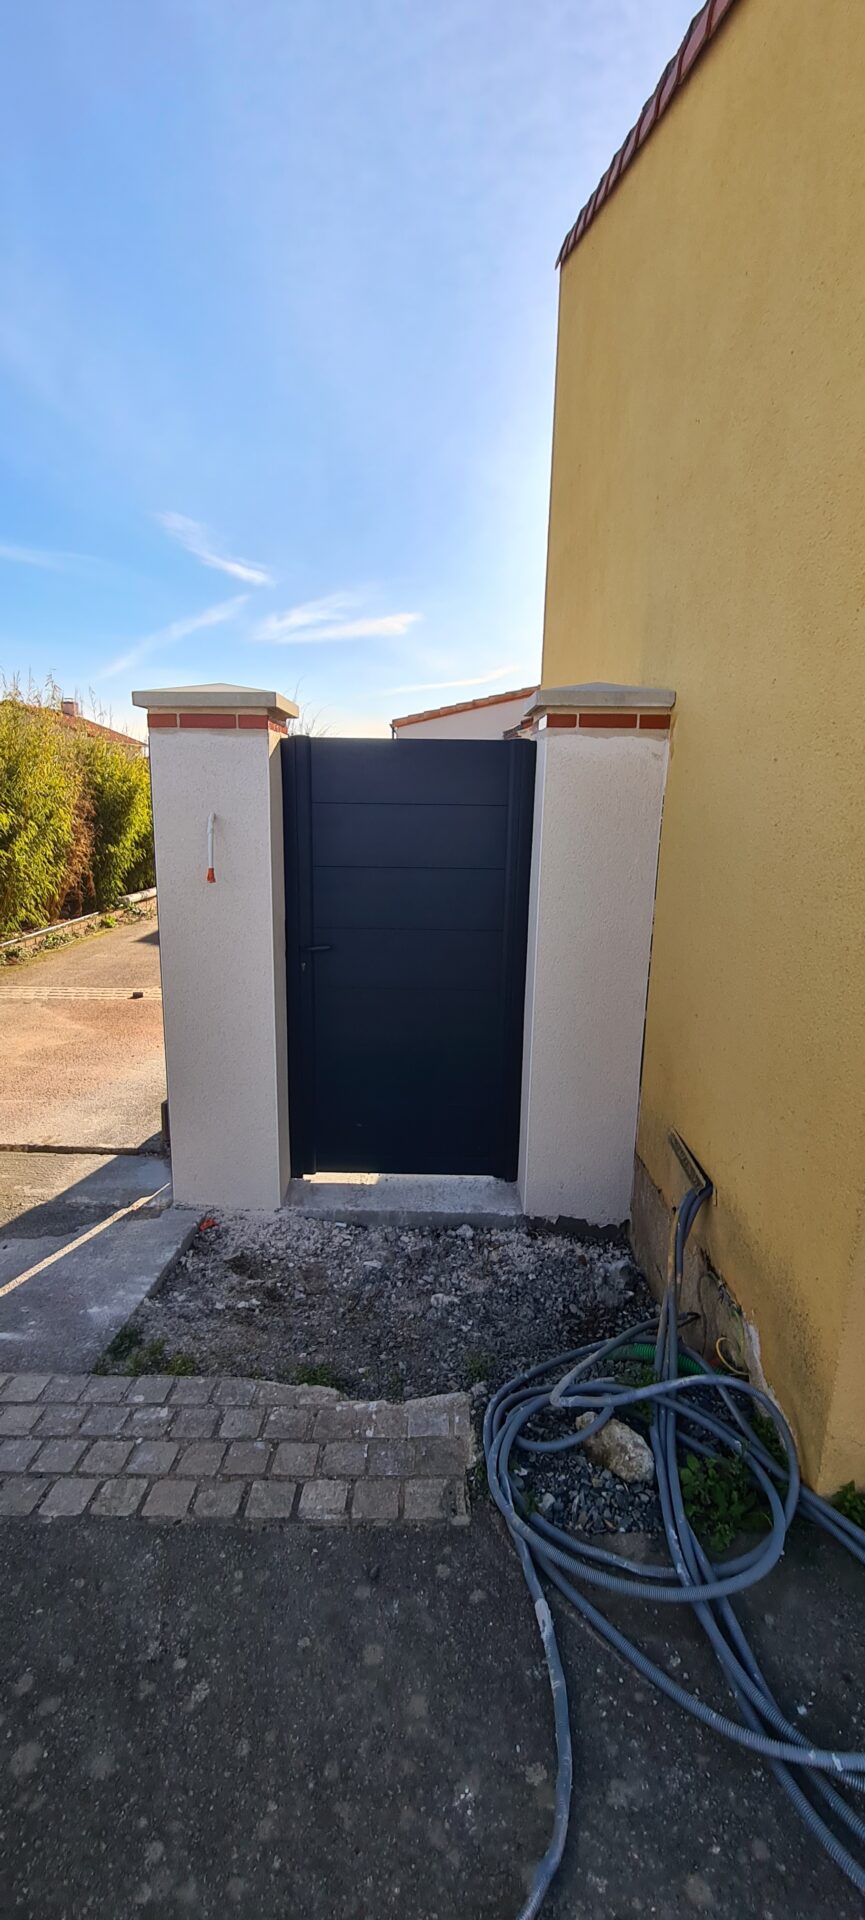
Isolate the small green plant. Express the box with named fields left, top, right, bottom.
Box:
left=99, top=912, right=117, bottom=929
left=748, top=1406, right=787, bottom=1468
left=0, top=945, right=21, bottom=964
left=41, top=929, right=68, bottom=950
left=464, top=1349, right=494, bottom=1385
left=165, top=1351, right=196, bottom=1377
left=679, top=1451, right=769, bottom=1554
left=831, top=1482, right=865, bottom=1531
left=615, top=1360, right=657, bottom=1391
left=94, top=1325, right=194, bottom=1377
left=293, top=1362, right=345, bottom=1390
left=95, top=1324, right=144, bottom=1371
left=613, top=1358, right=658, bottom=1426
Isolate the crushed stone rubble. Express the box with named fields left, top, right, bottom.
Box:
left=121, top=1214, right=663, bottom=1534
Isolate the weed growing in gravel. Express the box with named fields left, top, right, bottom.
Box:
left=748, top=1406, right=787, bottom=1467
left=464, top=1350, right=494, bottom=1385
left=95, top=1325, right=194, bottom=1377
left=293, top=1362, right=346, bottom=1391
left=679, top=1452, right=769, bottom=1553
left=831, top=1482, right=865, bottom=1530
left=613, top=1358, right=657, bottom=1416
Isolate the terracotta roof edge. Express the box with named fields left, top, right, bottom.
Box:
left=390, top=684, right=538, bottom=731
left=556, top=0, right=743, bottom=270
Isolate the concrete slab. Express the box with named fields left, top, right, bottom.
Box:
left=0, top=1207, right=196, bottom=1370
left=284, top=1173, right=523, bottom=1228
left=0, top=1236, right=70, bottom=1283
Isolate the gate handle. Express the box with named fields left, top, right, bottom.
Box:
left=301, top=944, right=333, bottom=954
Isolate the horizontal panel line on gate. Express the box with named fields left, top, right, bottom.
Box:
left=308, top=926, right=508, bottom=936
left=311, top=865, right=506, bottom=875
left=310, top=801, right=508, bottom=810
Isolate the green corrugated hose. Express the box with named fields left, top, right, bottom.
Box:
left=619, top=1341, right=703, bottom=1375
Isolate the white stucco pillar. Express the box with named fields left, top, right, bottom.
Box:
left=518, top=683, right=675, bottom=1224
left=131, top=683, right=299, bottom=1210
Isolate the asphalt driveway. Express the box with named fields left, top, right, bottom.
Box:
left=0, top=1510, right=862, bottom=1920
left=0, top=915, right=166, bottom=1151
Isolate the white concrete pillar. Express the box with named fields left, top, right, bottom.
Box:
left=518, top=684, right=675, bottom=1223
left=131, top=684, right=299, bottom=1210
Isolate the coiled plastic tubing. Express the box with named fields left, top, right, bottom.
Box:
left=484, top=1184, right=865, bottom=1916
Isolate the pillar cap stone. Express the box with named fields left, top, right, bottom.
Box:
left=527, top=683, right=675, bottom=717
left=132, top=683, right=299, bottom=723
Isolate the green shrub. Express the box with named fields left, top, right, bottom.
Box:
left=0, top=698, right=90, bottom=936
left=0, top=685, right=154, bottom=935
left=77, top=735, right=154, bottom=910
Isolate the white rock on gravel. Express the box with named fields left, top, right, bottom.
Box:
left=574, top=1414, right=655, bottom=1485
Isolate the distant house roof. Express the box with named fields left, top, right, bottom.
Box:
left=391, top=685, right=538, bottom=732
left=557, top=0, right=742, bottom=270
left=57, top=714, right=144, bottom=749
left=3, top=698, right=145, bottom=751
left=55, top=703, right=144, bottom=750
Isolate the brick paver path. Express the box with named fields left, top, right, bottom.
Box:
left=0, top=1374, right=471, bottom=1525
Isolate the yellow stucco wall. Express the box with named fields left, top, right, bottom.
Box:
left=542, top=0, right=865, bottom=1490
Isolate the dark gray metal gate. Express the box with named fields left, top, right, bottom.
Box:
left=282, top=737, right=535, bottom=1178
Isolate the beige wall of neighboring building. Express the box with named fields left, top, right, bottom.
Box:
left=540, top=0, right=865, bottom=1488
left=392, top=689, right=536, bottom=740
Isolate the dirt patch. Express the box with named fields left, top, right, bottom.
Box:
left=115, top=1212, right=654, bottom=1402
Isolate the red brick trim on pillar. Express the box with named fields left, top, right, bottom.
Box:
left=535, top=708, right=672, bottom=734
left=527, top=678, right=678, bottom=735
left=147, top=711, right=288, bottom=732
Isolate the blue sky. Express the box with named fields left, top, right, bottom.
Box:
left=0, top=1, right=697, bottom=738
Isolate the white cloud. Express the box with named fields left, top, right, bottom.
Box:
left=384, top=663, right=521, bottom=695
left=101, top=594, right=248, bottom=679
left=0, top=542, right=68, bottom=570
left=156, top=511, right=274, bottom=586
left=252, top=596, right=420, bottom=645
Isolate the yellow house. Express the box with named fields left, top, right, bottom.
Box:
left=541, top=0, right=865, bottom=1492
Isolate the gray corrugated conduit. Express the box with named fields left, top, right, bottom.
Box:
left=485, top=1180, right=865, bottom=1916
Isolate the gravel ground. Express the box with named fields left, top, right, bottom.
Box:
left=515, top=1436, right=664, bottom=1538
left=116, top=1213, right=664, bottom=1534
left=120, top=1212, right=649, bottom=1398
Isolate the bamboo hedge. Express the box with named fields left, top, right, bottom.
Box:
left=0, top=687, right=155, bottom=939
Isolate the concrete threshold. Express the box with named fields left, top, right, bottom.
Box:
left=283, top=1173, right=524, bottom=1229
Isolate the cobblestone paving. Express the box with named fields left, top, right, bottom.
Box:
left=0, top=1374, right=471, bottom=1525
